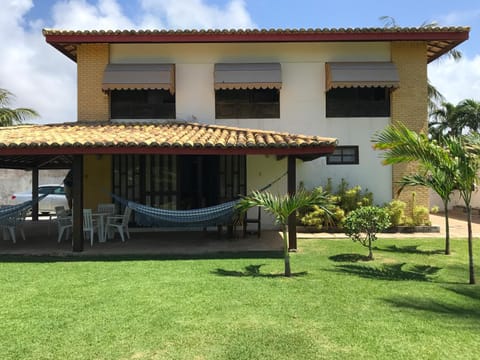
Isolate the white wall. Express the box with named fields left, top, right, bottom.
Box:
left=110, top=41, right=394, bottom=210
left=430, top=189, right=480, bottom=211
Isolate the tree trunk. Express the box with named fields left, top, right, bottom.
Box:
left=466, top=206, right=476, bottom=285
left=443, top=201, right=450, bottom=255
left=368, top=237, right=374, bottom=260
left=283, top=229, right=291, bottom=277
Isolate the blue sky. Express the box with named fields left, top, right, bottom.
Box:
left=2, top=0, right=480, bottom=123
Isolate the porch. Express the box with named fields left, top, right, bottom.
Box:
left=0, top=219, right=283, bottom=256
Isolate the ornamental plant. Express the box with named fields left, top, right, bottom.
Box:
left=344, top=206, right=391, bottom=260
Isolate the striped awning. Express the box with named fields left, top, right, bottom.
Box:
left=102, top=64, right=175, bottom=92
left=214, top=63, right=282, bottom=90
left=325, top=62, right=399, bottom=90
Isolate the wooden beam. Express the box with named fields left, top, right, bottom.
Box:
left=287, top=155, right=297, bottom=250
left=72, top=155, right=84, bottom=252
left=32, top=168, right=39, bottom=221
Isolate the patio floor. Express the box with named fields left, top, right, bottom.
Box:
left=0, top=219, right=284, bottom=257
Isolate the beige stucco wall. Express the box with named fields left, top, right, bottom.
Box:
left=76, top=40, right=430, bottom=217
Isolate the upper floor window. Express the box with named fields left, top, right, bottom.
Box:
left=110, top=90, right=175, bottom=119
left=326, top=87, right=390, bottom=117
left=214, top=63, right=282, bottom=119
left=215, top=89, right=280, bottom=119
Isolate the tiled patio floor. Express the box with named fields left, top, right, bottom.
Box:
left=0, top=220, right=284, bottom=256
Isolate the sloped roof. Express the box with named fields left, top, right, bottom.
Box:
left=43, top=26, right=469, bottom=63
left=0, top=121, right=337, bottom=169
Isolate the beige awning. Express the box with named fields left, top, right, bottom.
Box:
left=102, top=64, right=175, bottom=92
left=325, top=62, right=399, bottom=90
left=214, top=63, right=282, bottom=90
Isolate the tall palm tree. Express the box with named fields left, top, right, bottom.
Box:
left=456, top=99, right=480, bottom=133
left=0, top=88, right=39, bottom=126
left=373, top=124, right=479, bottom=284
left=236, top=189, right=333, bottom=277
left=429, top=102, right=464, bottom=140
left=372, top=124, right=456, bottom=255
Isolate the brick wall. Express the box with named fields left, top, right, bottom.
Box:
left=391, top=41, right=429, bottom=211
left=77, top=43, right=109, bottom=122
left=77, top=44, right=112, bottom=205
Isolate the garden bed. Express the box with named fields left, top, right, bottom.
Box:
left=298, top=225, right=440, bottom=234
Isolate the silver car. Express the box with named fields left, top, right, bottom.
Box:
left=10, top=184, right=68, bottom=214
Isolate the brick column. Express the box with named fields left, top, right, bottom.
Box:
left=391, top=41, right=429, bottom=211
left=77, top=43, right=109, bottom=122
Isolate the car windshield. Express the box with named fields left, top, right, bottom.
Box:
left=39, top=186, right=64, bottom=195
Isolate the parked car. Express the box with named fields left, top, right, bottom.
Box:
left=10, top=184, right=68, bottom=214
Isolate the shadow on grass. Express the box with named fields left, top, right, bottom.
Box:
left=329, top=253, right=371, bottom=262
left=0, top=251, right=283, bottom=263
left=332, top=263, right=441, bottom=281
left=375, top=245, right=444, bottom=255
left=212, top=264, right=308, bottom=278
left=384, top=285, right=480, bottom=321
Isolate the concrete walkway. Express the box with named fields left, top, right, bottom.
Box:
left=299, top=209, right=480, bottom=239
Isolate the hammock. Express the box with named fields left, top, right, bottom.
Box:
left=111, top=172, right=287, bottom=228
left=0, top=194, right=48, bottom=224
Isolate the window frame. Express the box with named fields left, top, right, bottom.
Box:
left=215, top=88, right=280, bottom=119
left=325, top=87, right=391, bottom=118
left=110, top=89, right=176, bottom=120
left=326, top=146, right=359, bottom=165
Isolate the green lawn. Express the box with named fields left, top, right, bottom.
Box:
left=0, top=237, right=479, bottom=360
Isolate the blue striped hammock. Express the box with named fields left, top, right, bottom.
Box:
left=111, top=172, right=286, bottom=228
left=0, top=194, right=48, bottom=223
left=111, top=194, right=239, bottom=228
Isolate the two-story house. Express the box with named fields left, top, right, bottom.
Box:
left=0, top=26, right=469, bottom=251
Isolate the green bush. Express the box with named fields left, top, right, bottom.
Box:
left=385, top=200, right=406, bottom=226
left=299, top=179, right=373, bottom=230
left=344, top=206, right=391, bottom=260
left=413, top=205, right=431, bottom=226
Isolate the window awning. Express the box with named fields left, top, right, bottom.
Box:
left=214, top=63, right=282, bottom=90
left=102, top=64, right=175, bottom=92
left=325, top=62, right=399, bottom=90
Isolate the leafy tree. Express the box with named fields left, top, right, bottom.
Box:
left=372, top=124, right=457, bottom=255
left=344, top=206, right=391, bottom=260
left=236, top=189, right=333, bottom=277
left=0, top=88, right=39, bottom=126
left=456, top=99, right=480, bottom=133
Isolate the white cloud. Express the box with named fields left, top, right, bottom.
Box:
left=139, top=0, right=255, bottom=29
left=428, top=56, right=480, bottom=104
left=0, top=0, right=255, bottom=124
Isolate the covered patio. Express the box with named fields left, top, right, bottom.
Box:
left=0, top=121, right=336, bottom=253
left=0, top=219, right=284, bottom=257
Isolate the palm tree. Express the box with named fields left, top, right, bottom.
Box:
left=373, top=124, right=479, bottom=284
left=456, top=99, right=480, bottom=133
left=236, top=189, right=333, bottom=277
left=372, top=124, right=456, bottom=255
left=0, top=88, right=39, bottom=126
left=429, top=102, right=464, bottom=140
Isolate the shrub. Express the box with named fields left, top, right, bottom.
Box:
left=344, top=206, right=391, bottom=260
left=413, top=205, right=431, bottom=226
left=385, top=200, right=406, bottom=226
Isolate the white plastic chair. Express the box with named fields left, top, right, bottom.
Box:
left=0, top=209, right=27, bottom=244
left=83, top=208, right=98, bottom=246
left=106, top=207, right=132, bottom=242
left=55, top=206, right=72, bottom=243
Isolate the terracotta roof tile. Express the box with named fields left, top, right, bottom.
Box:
left=43, top=26, right=469, bottom=64
left=0, top=121, right=337, bottom=155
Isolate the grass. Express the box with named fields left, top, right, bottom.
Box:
left=0, top=237, right=479, bottom=359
